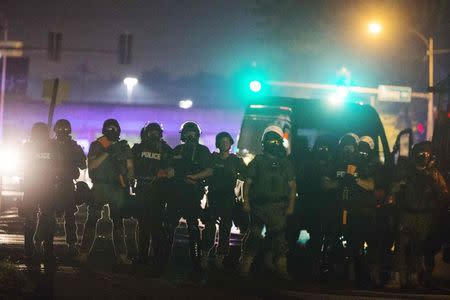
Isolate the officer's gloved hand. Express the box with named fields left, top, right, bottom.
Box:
left=107, top=142, right=120, bottom=154
left=107, top=143, right=127, bottom=161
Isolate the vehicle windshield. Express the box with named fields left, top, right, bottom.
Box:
left=238, top=113, right=292, bottom=155
left=238, top=102, right=389, bottom=164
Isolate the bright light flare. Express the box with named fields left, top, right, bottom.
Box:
left=327, top=86, right=348, bottom=107
left=368, top=22, right=382, bottom=35
left=249, top=80, right=262, bottom=93
left=179, top=99, right=193, bottom=109
left=123, top=77, right=138, bottom=88
left=0, top=147, right=21, bottom=174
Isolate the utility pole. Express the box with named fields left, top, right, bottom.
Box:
left=0, top=16, right=7, bottom=142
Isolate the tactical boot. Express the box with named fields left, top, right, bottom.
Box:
left=347, top=262, right=356, bottom=282
left=408, top=273, right=422, bottom=289
left=24, top=255, right=41, bottom=272
left=423, top=270, right=433, bottom=288
left=67, top=243, right=79, bottom=257
left=275, top=256, right=291, bottom=280
left=214, top=254, right=225, bottom=270
left=200, top=252, right=209, bottom=270
left=43, top=254, right=57, bottom=274
left=239, top=255, right=254, bottom=277
left=384, top=272, right=402, bottom=289
left=117, top=254, right=132, bottom=265
left=75, top=252, right=89, bottom=264
left=369, top=264, right=381, bottom=288
left=263, top=252, right=276, bottom=273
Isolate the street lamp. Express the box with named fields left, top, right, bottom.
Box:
left=179, top=99, right=193, bottom=109
left=123, top=77, right=138, bottom=102
left=368, top=22, right=435, bottom=140
left=368, top=22, right=382, bottom=35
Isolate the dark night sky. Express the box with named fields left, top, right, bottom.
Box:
left=2, top=0, right=265, bottom=76
left=2, top=0, right=450, bottom=101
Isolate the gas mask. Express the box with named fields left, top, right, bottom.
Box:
left=55, top=127, right=71, bottom=141
left=145, top=130, right=161, bottom=147
left=104, top=127, right=120, bottom=142
left=342, top=145, right=356, bottom=163
left=414, top=152, right=431, bottom=169
left=264, top=138, right=284, bottom=157
left=183, top=131, right=198, bottom=145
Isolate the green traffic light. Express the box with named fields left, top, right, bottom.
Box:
left=249, top=80, right=262, bottom=93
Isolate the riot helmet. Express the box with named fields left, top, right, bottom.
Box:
left=412, top=141, right=432, bottom=169
left=145, top=122, right=163, bottom=140
left=339, top=133, right=359, bottom=162
left=262, top=125, right=285, bottom=157
left=180, top=121, right=201, bottom=143
left=31, top=122, right=49, bottom=143
left=313, top=134, right=338, bottom=162
left=358, top=135, right=375, bottom=160
left=215, top=131, right=234, bottom=152
left=54, top=119, right=72, bottom=140
left=102, top=119, right=121, bottom=142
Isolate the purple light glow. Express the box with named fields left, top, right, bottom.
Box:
left=5, top=101, right=244, bottom=150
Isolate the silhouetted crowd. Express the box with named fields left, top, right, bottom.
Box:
left=20, top=118, right=449, bottom=289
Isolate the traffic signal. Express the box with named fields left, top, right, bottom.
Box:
left=249, top=80, right=262, bottom=93
left=48, top=32, right=63, bottom=61
left=118, top=33, right=133, bottom=64
left=417, top=122, right=425, bottom=135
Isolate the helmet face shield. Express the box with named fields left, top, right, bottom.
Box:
left=104, top=125, right=120, bottom=142
left=55, top=126, right=71, bottom=139
left=414, top=151, right=431, bottom=168
left=266, top=138, right=282, bottom=147
left=180, top=121, right=201, bottom=143
left=54, top=119, right=72, bottom=140
left=262, top=131, right=284, bottom=157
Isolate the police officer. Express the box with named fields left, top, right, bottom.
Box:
left=77, top=119, right=134, bottom=265
left=168, top=121, right=211, bottom=272
left=345, top=136, right=382, bottom=287
left=189, top=132, right=246, bottom=270
left=386, top=142, right=448, bottom=288
left=53, top=119, right=87, bottom=256
left=131, top=122, right=173, bottom=272
left=21, top=122, right=60, bottom=270
left=319, top=133, right=361, bottom=281
left=300, top=135, right=338, bottom=277
left=240, top=126, right=297, bottom=279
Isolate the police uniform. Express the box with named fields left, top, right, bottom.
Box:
left=168, top=142, right=211, bottom=270
left=344, top=153, right=383, bottom=286
left=79, top=138, right=132, bottom=259
left=22, top=138, right=60, bottom=265
left=391, top=164, right=448, bottom=285
left=201, top=152, right=246, bottom=259
left=54, top=137, right=86, bottom=246
left=299, top=138, right=338, bottom=276
left=132, top=139, right=172, bottom=265
left=242, top=153, right=295, bottom=264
